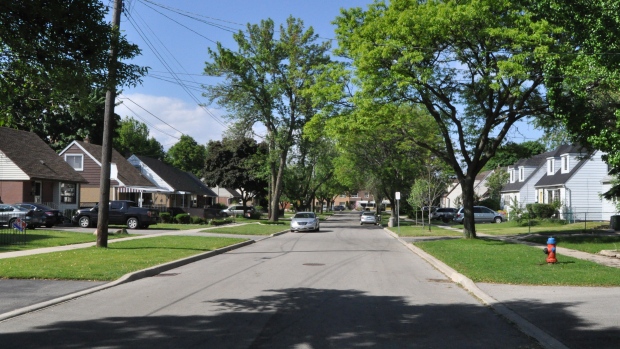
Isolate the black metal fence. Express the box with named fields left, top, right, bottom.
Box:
left=0, top=216, right=28, bottom=245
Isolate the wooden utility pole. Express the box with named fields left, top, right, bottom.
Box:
left=97, top=0, right=123, bottom=248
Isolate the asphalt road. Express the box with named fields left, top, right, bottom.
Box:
left=0, top=213, right=541, bottom=348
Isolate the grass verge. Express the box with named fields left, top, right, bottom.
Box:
left=0, top=236, right=246, bottom=281
left=0, top=230, right=133, bottom=253
left=415, top=238, right=620, bottom=286
left=386, top=224, right=463, bottom=237
left=524, top=234, right=620, bottom=254
left=454, top=221, right=609, bottom=236
left=202, top=223, right=289, bottom=236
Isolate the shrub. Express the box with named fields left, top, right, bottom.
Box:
left=212, top=203, right=227, bottom=209
left=175, top=213, right=191, bottom=224
left=191, top=216, right=205, bottom=225
left=209, top=218, right=233, bottom=226
left=526, top=203, right=557, bottom=219
left=159, top=212, right=172, bottom=223
left=248, top=211, right=262, bottom=219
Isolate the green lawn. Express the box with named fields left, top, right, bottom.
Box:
left=0, top=230, right=133, bottom=253
left=524, top=234, right=620, bottom=254
left=0, top=236, right=246, bottom=281
left=202, top=223, right=290, bottom=235
left=415, top=238, right=620, bottom=286
left=387, top=224, right=463, bottom=237
left=455, top=220, right=609, bottom=236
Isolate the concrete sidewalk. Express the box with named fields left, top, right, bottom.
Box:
left=388, top=224, right=620, bottom=349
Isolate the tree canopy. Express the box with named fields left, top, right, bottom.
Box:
left=203, top=137, right=268, bottom=208
left=0, top=0, right=146, bottom=148
left=333, top=0, right=565, bottom=238
left=203, top=17, right=332, bottom=221
left=114, top=117, right=165, bottom=159
left=165, top=135, right=207, bottom=178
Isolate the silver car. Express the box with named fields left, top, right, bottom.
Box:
left=360, top=211, right=378, bottom=225
left=454, top=206, right=505, bottom=224
left=290, top=212, right=320, bottom=232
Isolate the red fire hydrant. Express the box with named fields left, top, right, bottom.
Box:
left=543, top=237, right=557, bottom=264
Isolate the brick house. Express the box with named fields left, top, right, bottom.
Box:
left=0, top=127, right=86, bottom=214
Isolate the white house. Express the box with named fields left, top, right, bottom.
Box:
left=533, top=145, right=613, bottom=221
left=442, top=170, right=494, bottom=208
left=500, top=151, right=551, bottom=218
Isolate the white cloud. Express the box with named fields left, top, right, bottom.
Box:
left=116, top=93, right=227, bottom=150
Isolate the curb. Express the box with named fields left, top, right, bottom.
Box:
left=0, top=240, right=255, bottom=322
left=382, top=228, right=569, bottom=349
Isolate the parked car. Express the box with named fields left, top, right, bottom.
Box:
left=14, top=203, right=63, bottom=228
left=0, top=204, right=44, bottom=229
left=334, top=205, right=346, bottom=211
left=220, top=205, right=255, bottom=217
left=453, top=206, right=505, bottom=224
left=360, top=211, right=378, bottom=225
left=290, top=212, right=320, bottom=232
left=431, top=207, right=459, bottom=222
left=72, top=200, right=158, bottom=229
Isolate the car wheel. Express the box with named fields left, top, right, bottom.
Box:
left=78, top=216, right=91, bottom=228
left=8, top=218, right=16, bottom=228
left=127, top=217, right=139, bottom=229
left=494, top=216, right=503, bottom=224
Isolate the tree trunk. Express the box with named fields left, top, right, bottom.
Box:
left=460, top=177, right=477, bottom=239
left=269, top=149, right=288, bottom=222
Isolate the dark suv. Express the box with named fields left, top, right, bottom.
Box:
left=431, top=207, right=458, bottom=222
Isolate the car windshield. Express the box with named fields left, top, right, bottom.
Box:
left=362, top=212, right=375, bottom=216
left=293, top=213, right=315, bottom=219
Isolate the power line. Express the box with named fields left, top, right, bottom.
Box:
left=124, top=6, right=229, bottom=129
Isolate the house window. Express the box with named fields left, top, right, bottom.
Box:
left=60, top=182, right=76, bottom=203
left=518, top=167, right=524, bottom=182
left=547, top=158, right=555, bottom=175
left=350, top=192, right=359, bottom=198
left=365, top=192, right=370, bottom=198
left=65, top=154, right=84, bottom=171
left=562, top=155, right=569, bottom=173
left=509, top=169, right=514, bottom=183
left=340, top=194, right=346, bottom=198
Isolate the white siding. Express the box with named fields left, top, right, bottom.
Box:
left=519, top=166, right=547, bottom=206
left=0, top=151, right=29, bottom=180
left=564, top=151, right=608, bottom=221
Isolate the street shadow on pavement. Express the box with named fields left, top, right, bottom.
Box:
left=4, top=287, right=616, bottom=348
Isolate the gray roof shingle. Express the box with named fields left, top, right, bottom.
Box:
left=0, top=127, right=86, bottom=183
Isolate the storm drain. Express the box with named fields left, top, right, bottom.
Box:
left=303, top=263, right=325, bottom=266
left=153, top=273, right=180, bottom=277
left=427, top=278, right=451, bottom=283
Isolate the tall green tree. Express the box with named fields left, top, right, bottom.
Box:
left=521, top=0, right=620, bottom=199
left=203, top=17, right=331, bottom=221
left=166, top=135, right=206, bottom=178
left=203, top=137, right=268, bottom=211
left=334, top=0, right=564, bottom=238
left=114, top=117, right=165, bottom=159
left=282, top=136, right=337, bottom=212
left=0, top=0, right=146, bottom=147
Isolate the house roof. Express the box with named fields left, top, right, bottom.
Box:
left=501, top=151, right=552, bottom=192
left=0, top=127, right=86, bottom=183
left=134, top=155, right=217, bottom=196
left=66, top=141, right=155, bottom=188
left=535, top=145, right=590, bottom=187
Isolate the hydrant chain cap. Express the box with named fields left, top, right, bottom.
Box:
left=547, top=237, right=556, bottom=245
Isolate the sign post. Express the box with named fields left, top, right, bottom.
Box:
left=395, top=192, right=401, bottom=234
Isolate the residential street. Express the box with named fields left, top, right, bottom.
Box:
left=0, top=212, right=540, bottom=348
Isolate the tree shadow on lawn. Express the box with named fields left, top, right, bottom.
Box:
left=2, top=287, right=618, bottom=348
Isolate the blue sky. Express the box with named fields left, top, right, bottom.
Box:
left=114, top=0, right=372, bottom=149
left=114, top=0, right=543, bottom=150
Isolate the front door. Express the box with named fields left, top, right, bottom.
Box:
left=33, top=181, right=42, bottom=203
